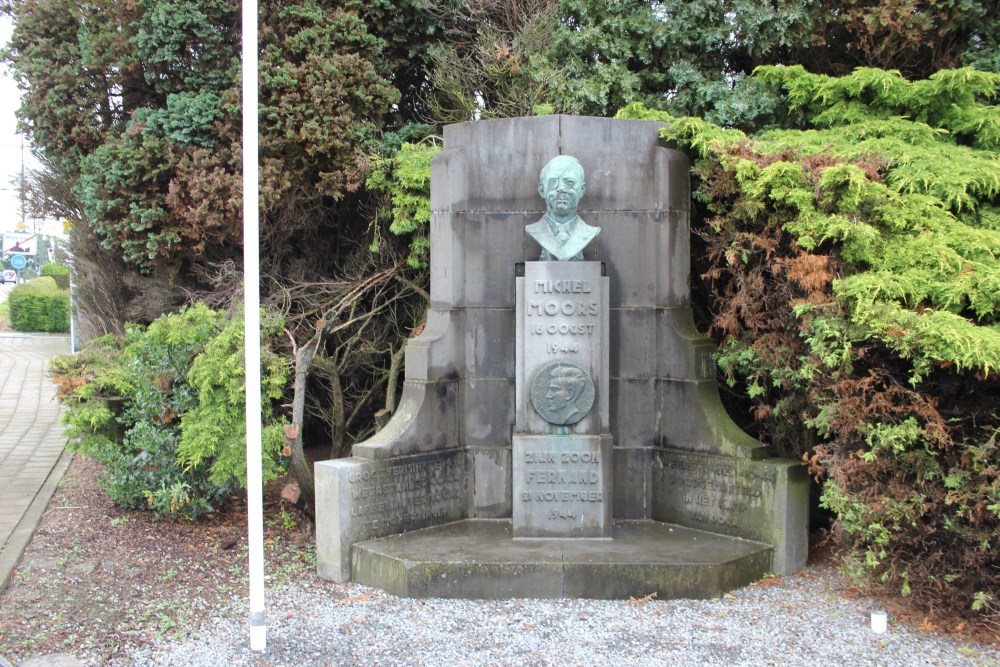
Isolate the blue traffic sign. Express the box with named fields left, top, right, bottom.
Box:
left=9, top=254, right=27, bottom=270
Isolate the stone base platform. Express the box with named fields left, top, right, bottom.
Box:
left=351, top=519, right=772, bottom=600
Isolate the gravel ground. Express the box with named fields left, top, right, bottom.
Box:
left=111, top=565, right=1000, bottom=667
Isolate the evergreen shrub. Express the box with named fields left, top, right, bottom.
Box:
left=50, top=304, right=288, bottom=521
left=40, top=261, right=70, bottom=289
left=8, top=277, right=70, bottom=332
left=40, top=261, right=69, bottom=275
left=367, top=139, right=440, bottom=269
left=619, top=66, right=1000, bottom=614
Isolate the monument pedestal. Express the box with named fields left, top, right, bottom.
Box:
left=350, top=519, right=771, bottom=599
left=512, top=261, right=612, bottom=538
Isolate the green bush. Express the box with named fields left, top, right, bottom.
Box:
left=40, top=261, right=69, bottom=276
left=366, top=139, right=440, bottom=269
left=49, top=340, right=126, bottom=448
left=8, top=277, right=70, bottom=332
left=40, top=262, right=70, bottom=289
left=51, top=304, right=288, bottom=521
left=619, top=67, right=1000, bottom=613
left=176, top=309, right=289, bottom=488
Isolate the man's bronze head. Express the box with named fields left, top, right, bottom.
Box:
left=538, top=156, right=586, bottom=223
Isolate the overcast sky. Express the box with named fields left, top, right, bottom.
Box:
left=0, top=14, right=42, bottom=236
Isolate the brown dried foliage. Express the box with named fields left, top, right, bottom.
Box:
left=692, top=145, right=999, bottom=613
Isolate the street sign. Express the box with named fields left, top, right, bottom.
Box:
left=10, top=254, right=27, bottom=270
left=3, top=231, right=37, bottom=255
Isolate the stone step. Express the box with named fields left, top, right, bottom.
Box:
left=351, top=519, right=772, bottom=599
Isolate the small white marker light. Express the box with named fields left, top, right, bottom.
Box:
left=871, top=610, right=888, bottom=633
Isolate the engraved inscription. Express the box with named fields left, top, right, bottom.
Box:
left=525, top=451, right=601, bottom=464
left=526, top=301, right=600, bottom=316
left=347, top=458, right=464, bottom=533
left=512, top=434, right=611, bottom=537
left=519, top=447, right=604, bottom=520
left=526, top=300, right=599, bottom=341
left=655, top=452, right=776, bottom=530
left=528, top=323, right=595, bottom=337
left=526, top=276, right=601, bottom=342
left=525, top=470, right=600, bottom=484
left=534, top=279, right=593, bottom=293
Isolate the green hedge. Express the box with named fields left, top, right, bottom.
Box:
left=40, top=262, right=70, bottom=289
left=40, top=262, right=69, bottom=276
left=8, top=277, right=70, bottom=332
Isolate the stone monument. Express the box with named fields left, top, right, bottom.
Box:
left=315, top=115, right=808, bottom=599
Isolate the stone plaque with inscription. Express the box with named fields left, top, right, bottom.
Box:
left=651, top=450, right=807, bottom=574
left=515, top=261, right=608, bottom=435
left=514, top=260, right=612, bottom=537
left=315, top=451, right=467, bottom=581
left=513, top=435, right=612, bottom=537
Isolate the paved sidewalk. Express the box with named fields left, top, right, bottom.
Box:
left=0, top=333, right=71, bottom=592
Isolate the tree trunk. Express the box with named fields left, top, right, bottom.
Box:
left=328, top=371, right=346, bottom=459
left=290, top=340, right=319, bottom=517
left=385, top=342, right=406, bottom=414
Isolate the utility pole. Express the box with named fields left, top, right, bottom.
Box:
left=19, top=133, right=25, bottom=231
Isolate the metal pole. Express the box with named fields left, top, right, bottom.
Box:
left=19, top=134, right=25, bottom=230
left=241, top=0, right=266, bottom=653
left=68, top=270, right=78, bottom=353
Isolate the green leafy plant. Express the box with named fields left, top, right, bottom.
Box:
left=176, top=309, right=289, bottom=487
left=40, top=261, right=69, bottom=275
left=91, top=304, right=229, bottom=520
left=52, top=304, right=288, bottom=521
left=40, top=261, right=70, bottom=289
left=366, top=139, right=441, bottom=269
left=619, top=66, right=1000, bottom=613
left=279, top=508, right=298, bottom=531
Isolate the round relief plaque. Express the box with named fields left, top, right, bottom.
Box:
left=529, top=361, right=596, bottom=426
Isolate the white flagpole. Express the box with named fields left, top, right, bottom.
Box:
left=241, top=0, right=266, bottom=652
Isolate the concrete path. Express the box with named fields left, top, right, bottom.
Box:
left=0, top=333, right=71, bottom=593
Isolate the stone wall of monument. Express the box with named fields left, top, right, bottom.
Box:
left=419, top=116, right=700, bottom=521
left=347, top=115, right=783, bottom=505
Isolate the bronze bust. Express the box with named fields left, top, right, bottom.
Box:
left=525, top=155, right=601, bottom=261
